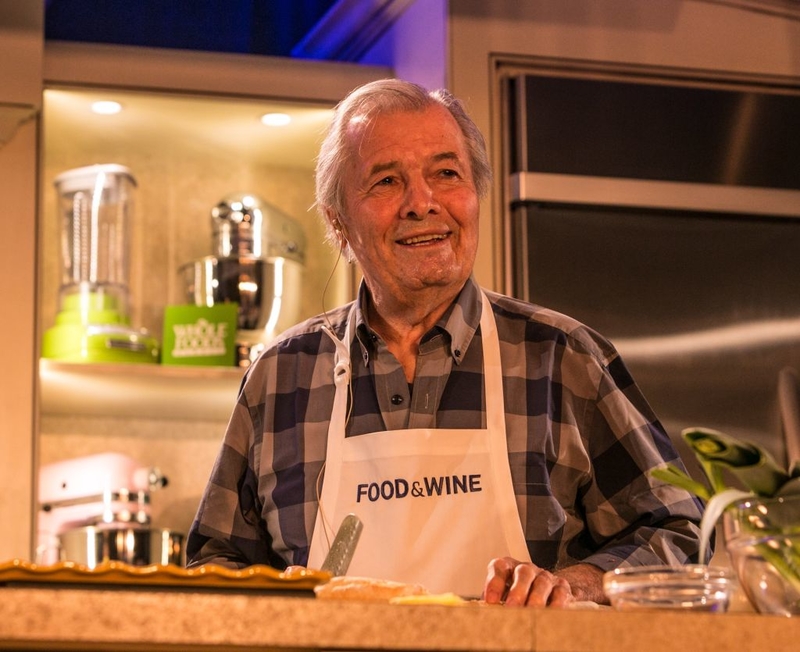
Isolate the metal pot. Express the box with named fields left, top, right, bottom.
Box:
left=59, top=526, right=184, bottom=568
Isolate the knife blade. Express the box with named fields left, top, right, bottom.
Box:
left=320, top=513, right=363, bottom=576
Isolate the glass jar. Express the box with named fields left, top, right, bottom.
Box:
left=723, top=493, right=800, bottom=616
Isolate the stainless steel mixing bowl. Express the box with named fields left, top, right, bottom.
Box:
left=59, top=526, right=184, bottom=567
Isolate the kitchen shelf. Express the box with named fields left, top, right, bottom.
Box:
left=39, top=359, right=245, bottom=421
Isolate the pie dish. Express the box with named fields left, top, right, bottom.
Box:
left=0, top=558, right=330, bottom=593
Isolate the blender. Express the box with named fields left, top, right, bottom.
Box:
left=42, top=164, right=159, bottom=363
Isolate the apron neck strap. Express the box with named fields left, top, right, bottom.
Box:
left=478, top=292, right=507, bottom=434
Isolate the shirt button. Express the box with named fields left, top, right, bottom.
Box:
left=391, top=394, right=404, bottom=405
left=454, top=349, right=462, bottom=358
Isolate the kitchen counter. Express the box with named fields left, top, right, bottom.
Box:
left=0, top=586, right=797, bottom=651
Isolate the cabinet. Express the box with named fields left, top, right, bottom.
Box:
left=32, top=42, right=391, bottom=550
left=0, top=3, right=42, bottom=564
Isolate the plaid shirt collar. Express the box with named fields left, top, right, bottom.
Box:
left=352, top=275, right=483, bottom=367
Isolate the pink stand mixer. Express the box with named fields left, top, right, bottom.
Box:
left=36, top=452, right=181, bottom=567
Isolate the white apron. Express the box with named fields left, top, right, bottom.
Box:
left=307, top=292, right=531, bottom=596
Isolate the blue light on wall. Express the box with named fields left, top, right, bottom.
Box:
left=44, top=0, right=341, bottom=58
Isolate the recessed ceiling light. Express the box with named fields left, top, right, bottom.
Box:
left=260, top=112, right=292, bottom=127
left=91, top=101, right=122, bottom=115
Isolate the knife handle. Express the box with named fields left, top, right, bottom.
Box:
left=320, top=513, right=363, bottom=576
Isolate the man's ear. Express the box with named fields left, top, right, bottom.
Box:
left=326, top=209, right=347, bottom=245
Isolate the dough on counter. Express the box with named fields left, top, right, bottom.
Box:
left=314, top=575, right=429, bottom=602
left=389, top=592, right=468, bottom=606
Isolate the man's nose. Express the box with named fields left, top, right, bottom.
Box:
left=402, top=177, right=440, bottom=218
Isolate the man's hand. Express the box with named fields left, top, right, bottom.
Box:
left=482, top=557, right=607, bottom=607
left=554, top=563, right=608, bottom=604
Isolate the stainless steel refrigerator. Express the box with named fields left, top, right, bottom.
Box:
left=502, top=68, right=800, bottom=471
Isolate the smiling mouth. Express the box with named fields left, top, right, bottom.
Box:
left=398, top=233, right=448, bottom=246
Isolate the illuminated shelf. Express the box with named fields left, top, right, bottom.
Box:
left=39, top=359, right=245, bottom=421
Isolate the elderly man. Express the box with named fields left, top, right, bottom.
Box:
left=186, top=78, right=705, bottom=607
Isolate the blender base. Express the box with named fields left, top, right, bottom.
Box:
left=42, top=322, right=160, bottom=364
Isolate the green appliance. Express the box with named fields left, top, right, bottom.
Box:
left=42, top=164, right=159, bottom=363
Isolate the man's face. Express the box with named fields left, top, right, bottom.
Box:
left=335, top=104, right=480, bottom=305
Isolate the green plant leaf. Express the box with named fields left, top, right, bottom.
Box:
left=683, top=427, right=791, bottom=497
left=697, top=488, right=753, bottom=562
left=651, top=464, right=712, bottom=501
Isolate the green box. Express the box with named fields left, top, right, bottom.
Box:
left=161, top=304, right=239, bottom=366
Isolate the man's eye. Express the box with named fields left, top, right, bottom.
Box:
left=439, top=168, right=459, bottom=178
left=375, top=176, right=395, bottom=186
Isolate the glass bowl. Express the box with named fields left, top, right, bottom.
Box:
left=723, top=494, right=800, bottom=616
left=603, top=564, right=734, bottom=612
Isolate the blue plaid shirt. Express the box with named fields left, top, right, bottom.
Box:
left=187, top=277, right=705, bottom=572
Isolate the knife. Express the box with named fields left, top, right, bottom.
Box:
left=320, top=513, right=363, bottom=576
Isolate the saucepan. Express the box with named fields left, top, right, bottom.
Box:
left=59, top=526, right=184, bottom=568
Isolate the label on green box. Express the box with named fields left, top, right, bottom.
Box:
left=162, top=304, right=238, bottom=366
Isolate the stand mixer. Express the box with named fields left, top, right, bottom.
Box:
left=179, top=193, right=306, bottom=366
left=36, top=452, right=174, bottom=566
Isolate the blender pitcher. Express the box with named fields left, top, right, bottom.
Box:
left=42, top=164, right=159, bottom=363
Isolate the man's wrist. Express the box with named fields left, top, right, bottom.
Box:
left=554, top=563, right=609, bottom=604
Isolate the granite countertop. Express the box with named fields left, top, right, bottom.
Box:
left=1, top=586, right=798, bottom=651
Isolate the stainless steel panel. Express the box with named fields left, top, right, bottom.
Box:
left=503, top=67, right=800, bottom=474
left=510, top=200, right=800, bottom=469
